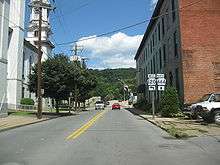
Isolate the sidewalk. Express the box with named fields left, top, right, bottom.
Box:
left=0, top=114, right=51, bottom=132
left=127, top=108, right=220, bottom=138
left=0, top=108, right=91, bottom=132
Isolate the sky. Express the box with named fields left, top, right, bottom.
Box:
left=26, top=0, right=158, bottom=69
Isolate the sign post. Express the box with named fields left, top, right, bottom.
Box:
left=147, top=74, right=166, bottom=119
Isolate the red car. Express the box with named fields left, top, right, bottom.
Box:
left=112, top=103, right=121, bottom=110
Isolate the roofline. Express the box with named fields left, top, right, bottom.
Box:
left=24, top=39, right=38, bottom=53
left=134, top=0, right=164, bottom=60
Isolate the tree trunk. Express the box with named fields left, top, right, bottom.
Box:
left=55, top=99, right=59, bottom=114
left=78, top=102, right=80, bottom=111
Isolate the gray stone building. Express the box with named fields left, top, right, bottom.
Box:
left=135, top=0, right=183, bottom=103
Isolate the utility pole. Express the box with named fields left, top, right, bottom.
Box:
left=70, top=44, right=83, bottom=111
left=37, top=0, right=43, bottom=119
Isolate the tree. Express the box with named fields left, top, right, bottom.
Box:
left=78, top=70, right=97, bottom=108
left=159, top=87, right=180, bottom=117
left=29, top=54, right=71, bottom=113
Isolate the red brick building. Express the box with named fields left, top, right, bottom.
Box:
left=135, top=0, right=220, bottom=103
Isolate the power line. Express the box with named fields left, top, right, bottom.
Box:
left=56, top=0, right=204, bottom=46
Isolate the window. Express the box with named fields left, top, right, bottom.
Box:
left=171, top=0, right=176, bottom=21
left=158, top=23, right=161, bottom=41
left=145, top=48, right=147, bottom=61
left=159, top=48, right=162, bottom=70
left=153, top=56, right=156, bottom=73
left=29, top=56, right=32, bottom=75
left=169, top=72, right=173, bottom=86
left=8, top=28, right=13, bottom=48
left=163, top=44, right=166, bottom=66
left=22, top=52, right=25, bottom=80
left=152, top=34, right=155, bottom=48
left=166, top=9, right=170, bottom=30
left=214, top=94, right=220, bottom=102
left=150, top=40, right=153, bottom=54
left=174, top=31, right=178, bottom=57
left=162, top=17, right=165, bottom=36
left=175, top=68, right=180, bottom=92
left=34, top=31, right=39, bottom=37
left=151, top=60, right=153, bottom=73
left=22, top=87, right=25, bottom=99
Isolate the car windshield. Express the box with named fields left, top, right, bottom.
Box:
left=214, top=94, right=220, bottom=102
left=198, top=94, right=211, bottom=102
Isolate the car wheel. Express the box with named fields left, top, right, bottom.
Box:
left=214, top=110, right=220, bottom=124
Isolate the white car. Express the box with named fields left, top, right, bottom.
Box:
left=95, top=101, right=105, bottom=110
left=184, top=93, right=220, bottom=124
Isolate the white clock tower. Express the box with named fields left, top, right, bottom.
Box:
left=26, top=0, right=55, bottom=61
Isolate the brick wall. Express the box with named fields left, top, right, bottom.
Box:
left=179, top=0, right=220, bottom=103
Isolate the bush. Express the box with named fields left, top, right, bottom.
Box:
left=160, top=87, right=180, bottom=117
left=20, top=98, right=35, bottom=105
left=133, top=98, right=152, bottom=113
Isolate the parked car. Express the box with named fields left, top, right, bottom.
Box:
left=183, top=93, right=220, bottom=124
left=112, top=103, right=121, bottom=110
left=95, top=101, right=105, bottom=110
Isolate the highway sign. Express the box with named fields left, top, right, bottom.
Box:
left=157, top=78, right=166, bottom=86
left=149, top=86, right=156, bottom=91
left=158, top=86, right=165, bottom=91
left=148, top=74, right=156, bottom=78
left=147, top=78, right=156, bottom=86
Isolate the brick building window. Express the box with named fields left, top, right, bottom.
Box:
left=169, top=72, right=173, bottom=86
left=163, top=44, right=166, bottom=66
left=152, top=34, right=155, bottom=47
left=175, top=68, right=180, bottom=92
left=174, top=31, right=178, bottom=57
left=145, top=48, right=148, bottom=61
left=159, top=48, right=162, bottom=70
left=162, top=17, right=165, bottom=37
left=150, top=40, right=153, bottom=53
left=158, top=23, right=161, bottom=41
left=151, top=60, right=153, bottom=73
left=171, top=0, right=176, bottom=22
left=153, top=56, right=156, bottom=73
left=166, top=9, right=170, bottom=30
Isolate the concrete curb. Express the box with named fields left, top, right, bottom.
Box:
left=0, top=116, right=59, bottom=133
left=128, top=109, right=170, bottom=133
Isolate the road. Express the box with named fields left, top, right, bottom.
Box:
left=0, top=107, right=219, bottom=165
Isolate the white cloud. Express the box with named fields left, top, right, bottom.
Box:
left=77, top=32, right=143, bottom=69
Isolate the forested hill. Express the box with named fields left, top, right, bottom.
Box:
left=89, top=68, right=137, bottom=100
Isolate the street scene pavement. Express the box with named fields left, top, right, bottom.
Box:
left=0, top=107, right=219, bottom=165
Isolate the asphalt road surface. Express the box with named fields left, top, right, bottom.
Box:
left=0, top=107, right=220, bottom=165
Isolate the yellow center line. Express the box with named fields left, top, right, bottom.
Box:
left=66, top=110, right=107, bottom=140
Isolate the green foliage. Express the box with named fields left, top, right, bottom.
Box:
left=133, top=99, right=152, bottom=113
left=160, top=87, right=180, bottom=117
left=20, top=98, right=34, bottom=105
left=89, top=68, right=136, bottom=100
left=29, top=54, right=97, bottom=112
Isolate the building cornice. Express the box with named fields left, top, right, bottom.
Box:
left=134, top=0, right=164, bottom=60
left=24, top=39, right=38, bottom=54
